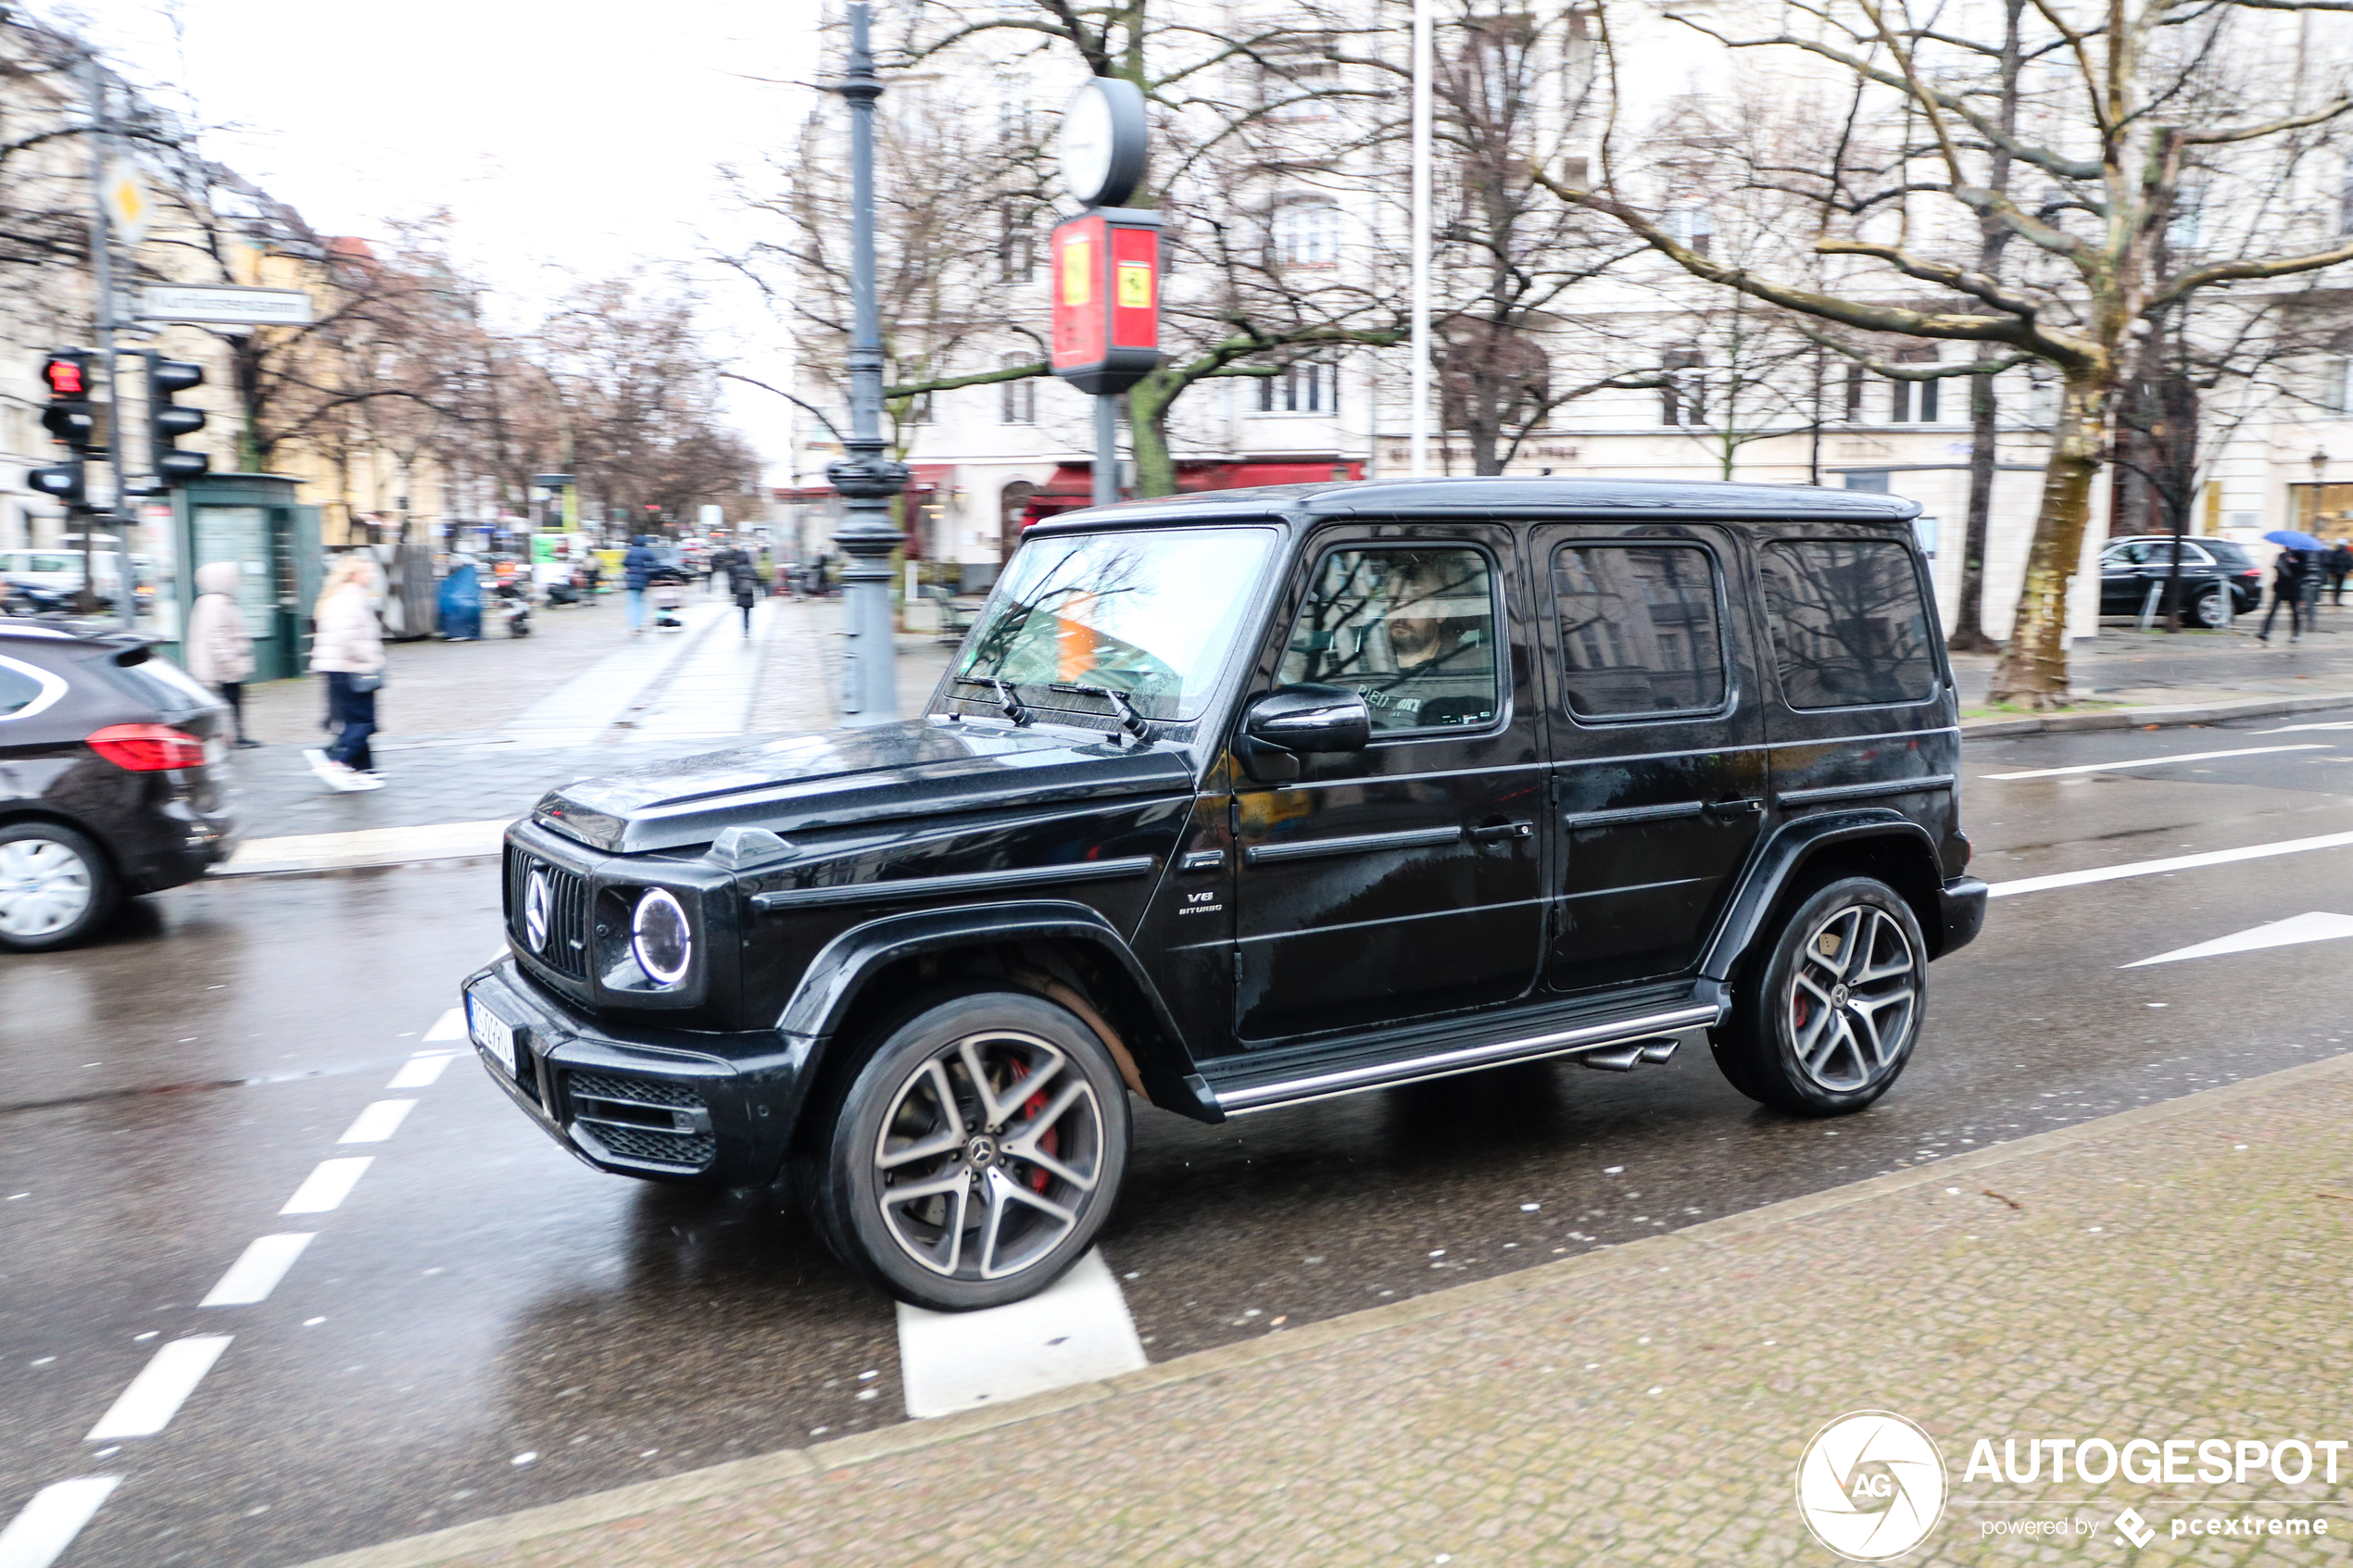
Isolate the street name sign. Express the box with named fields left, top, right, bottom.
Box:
left=136, top=284, right=316, bottom=327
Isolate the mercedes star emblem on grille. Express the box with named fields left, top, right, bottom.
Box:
left=523, top=866, right=552, bottom=953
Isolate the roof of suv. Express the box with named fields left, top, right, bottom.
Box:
left=1031, top=476, right=1923, bottom=533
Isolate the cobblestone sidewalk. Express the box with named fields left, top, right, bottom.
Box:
left=296, top=1051, right=2353, bottom=1568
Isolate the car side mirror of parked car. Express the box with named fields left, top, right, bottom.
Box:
left=1236, top=683, right=1373, bottom=784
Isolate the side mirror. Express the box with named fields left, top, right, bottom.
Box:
left=1237, top=683, right=1372, bottom=783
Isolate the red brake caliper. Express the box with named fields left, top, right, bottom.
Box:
left=1021, top=1088, right=1055, bottom=1192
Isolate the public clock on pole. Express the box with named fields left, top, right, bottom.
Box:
left=1058, top=77, right=1148, bottom=209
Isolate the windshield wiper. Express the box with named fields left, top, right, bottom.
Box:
left=1051, top=682, right=1158, bottom=745
left=954, top=675, right=1030, bottom=725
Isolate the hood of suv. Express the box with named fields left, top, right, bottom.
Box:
left=535, top=719, right=1197, bottom=853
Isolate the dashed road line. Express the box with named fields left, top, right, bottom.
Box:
left=894, top=1250, right=1147, bottom=1420
left=1977, top=743, right=2327, bottom=781
left=1987, top=828, right=2353, bottom=897
left=84, top=1336, right=233, bottom=1441
left=387, top=1053, right=456, bottom=1090
left=200, top=1234, right=317, bottom=1307
left=281, top=1158, right=373, bottom=1216
left=422, top=1009, right=465, bottom=1044
left=0, top=1477, right=120, bottom=1568
left=337, top=1099, right=418, bottom=1144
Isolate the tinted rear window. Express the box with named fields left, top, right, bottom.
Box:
left=1551, top=544, right=1727, bottom=719
left=1757, top=540, right=1939, bottom=709
left=0, top=662, right=44, bottom=717
left=2207, top=541, right=2253, bottom=567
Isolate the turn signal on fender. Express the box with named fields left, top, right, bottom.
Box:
left=85, top=723, right=206, bottom=771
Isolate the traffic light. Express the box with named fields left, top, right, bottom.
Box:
left=40, top=350, right=95, bottom=449
left=28, top=457, right=83, bottom=505
left=145, top=354, right=208, bottom=485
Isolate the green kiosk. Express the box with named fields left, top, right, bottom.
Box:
left=168, top=473, right=322, bottom=682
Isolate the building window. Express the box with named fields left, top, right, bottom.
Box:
left=1843, top=362, right=1866, bottom=421
left=1260, top=36, right=1339, bottom=121
left=1000, top=355, right=1036, bottom=423
left=2326, top=354, right=2353, bottom=417
left=1270, top=204, right=1340, bottom=270
left=1890, top=347, right=1939, bottom=422
left=997, top=207, right=1036, bottom=284
left=2167, top=184, right=2204, bottom=252
left=1257, top=357, right=1339, bottom=414
left=1662, top=206, right=1713, bottom=257
left=1566, top=9, right=1597, bottom=101
left=1661, top=348, right=1705, bottom=426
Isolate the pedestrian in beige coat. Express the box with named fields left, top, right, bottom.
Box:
left=305, top=554, right=386, bottom=792
left=184, top=560, right=260, bottom=748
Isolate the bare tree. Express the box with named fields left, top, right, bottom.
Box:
left=1540, top=0, right=2353, bottom=707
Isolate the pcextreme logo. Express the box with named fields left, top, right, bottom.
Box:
left=1795, top=1411, right=1949, bottom=1562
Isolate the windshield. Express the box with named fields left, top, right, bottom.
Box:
left=953, top=526, right=1277, bottom=720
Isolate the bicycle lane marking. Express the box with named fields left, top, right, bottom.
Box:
left=0, top=1022, right=464, bottom=1563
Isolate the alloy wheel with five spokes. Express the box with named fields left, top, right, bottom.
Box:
left=1786, top=902, right=1919, bottom=1094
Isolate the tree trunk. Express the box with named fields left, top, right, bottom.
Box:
left=1127, top=373, right=1177, bottom=497
left=1987, top=371, right=2105, bottom=707
left=1950, top=371, right=1999, bottom=652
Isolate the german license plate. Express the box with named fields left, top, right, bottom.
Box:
left=468, top=993, right=517, bottom=1079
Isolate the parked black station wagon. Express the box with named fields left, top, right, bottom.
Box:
left=465, top=479, right=1988, bottom=1310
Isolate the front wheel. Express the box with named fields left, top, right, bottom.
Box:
left=803, top=989, right=1129, bottom=1311
left=1712, top=876, right=1926, bottom=1115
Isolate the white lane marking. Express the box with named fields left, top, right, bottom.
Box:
left=1977, top=744, right=2328, bottom=781
left=387, top=1055, right=452, bottom=1090
left=84, top=1336, right=232, bottom=1440
left=199, top=1235, right=316, bottom=1307
left=1987, top=829, right=2353, bottom=898
left=280, top=1158, right=372, bottom=1215
left=337, top=1100, right=416, bottom=1144
left=894, top=1250, right=1147, bottom=1420
left=0, top=1477, right=120, bottom=1568
left=422, top=1009, right=465, bottom=1043
left=2255, top=721, right=2353, bottom=733
left=2124, top=911, right=2353, bottom=968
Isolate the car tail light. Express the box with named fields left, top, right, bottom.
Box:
left=87, top=722, right=207, bottom=771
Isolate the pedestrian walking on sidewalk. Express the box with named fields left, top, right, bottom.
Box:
left=623, top=535, right=659, bottom=635
left=2328, top=541, right=2352, bottom=606
left=727, top=546, right=764, bottom=637
left=2259, top=548, right=2315, bottom=642
left=305, top=555, right=386, bottom=792
left=185, top=560, right=261, bottom=748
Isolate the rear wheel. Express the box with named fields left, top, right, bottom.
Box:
left=803, top=989, right=1129, bottom=1311
left=2195, top=585, right=2231, bottom=628
left=0, top=822, right=116, bottom=952
left=1712, top=876, right=1925, bottom=1115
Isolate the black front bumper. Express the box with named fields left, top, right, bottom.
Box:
left=461, top=958, right=814, bottom=1187
left=1937, top=875, right=1989, bottom=956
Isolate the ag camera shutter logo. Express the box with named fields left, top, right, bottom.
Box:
left=1796, top=1411, right=1947, bottom=1561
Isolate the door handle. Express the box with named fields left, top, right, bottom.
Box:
left=1705, top=797, right=1764, bottom=817
left=1468, top=821, right=1534, bottom=843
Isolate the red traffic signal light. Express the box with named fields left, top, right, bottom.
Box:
left=39, top=349, right=96, bottom=451
left=43, top=355, right=87, bottom=396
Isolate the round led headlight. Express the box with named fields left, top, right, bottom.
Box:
left=630, top=888, right=692, bottom=986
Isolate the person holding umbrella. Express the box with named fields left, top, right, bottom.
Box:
left=2260, top=530, right=2327, bottom=642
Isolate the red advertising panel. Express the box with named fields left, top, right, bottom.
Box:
left=1049, top=208, right=1163, bottom=395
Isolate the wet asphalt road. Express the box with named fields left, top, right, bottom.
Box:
left=9, top=709, right=2353, bottom=1565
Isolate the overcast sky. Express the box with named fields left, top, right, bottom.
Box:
left=60, top=0, right=824, bottom=478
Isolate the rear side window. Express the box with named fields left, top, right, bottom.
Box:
left=1757, top=540, right=1939, bottom=709
left=1551, top=545, right=1727, bottom=719
left=0, top=662, right=44, bottom=717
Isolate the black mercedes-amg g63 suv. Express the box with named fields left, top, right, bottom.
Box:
left=464, top=478, right=1986, bottom=1311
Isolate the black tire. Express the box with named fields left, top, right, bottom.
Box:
left=1711, top=876, right=1926, bottom=1116
left=0, top=822, right=118, bottom=953
left=801, top=988, right=1130, bottom=1311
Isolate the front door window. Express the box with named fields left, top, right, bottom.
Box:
left=1277, top=547, right=1500, bottom=732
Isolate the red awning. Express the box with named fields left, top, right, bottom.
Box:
left=1020, top=458, right=1364, bottom=526
left=903, top=463, right=958, bottom=495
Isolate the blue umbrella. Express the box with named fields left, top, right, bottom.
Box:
left=2265, top=530, right=2327, bottom=551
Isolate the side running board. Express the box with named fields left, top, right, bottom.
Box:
left=1210, top=1003, right=1722, bottom=1116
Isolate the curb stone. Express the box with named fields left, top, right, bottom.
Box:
left=279, top=1046, right=2353, bottom=1568
left=1960, top=688, right=2353, bottom=736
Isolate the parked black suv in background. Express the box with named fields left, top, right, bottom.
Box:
left=2098, top=534, right=2263, bottom=625
left=0, top=624, right=237, bottom=949
left=467, top=479, right=1986, bottom=1310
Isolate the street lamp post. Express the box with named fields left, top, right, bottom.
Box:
left=826, top=1, right=908, bottom=725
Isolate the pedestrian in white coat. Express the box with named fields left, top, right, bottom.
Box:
left=305, top=554, right=386, bottom=792
left=184, top=560, right=260, bottom=747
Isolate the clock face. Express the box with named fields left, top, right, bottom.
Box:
left=1060, top=84, right=1115, bottom=204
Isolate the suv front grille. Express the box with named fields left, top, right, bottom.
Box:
left=566, top=1071, right=715, bottom=1170
left=508, top=846, right=590, bottom=979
